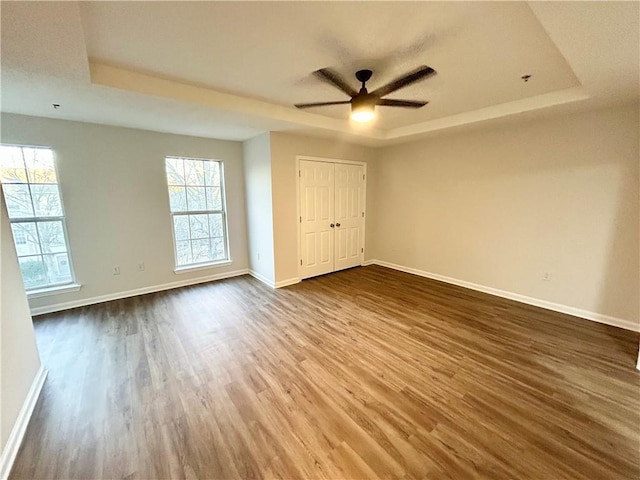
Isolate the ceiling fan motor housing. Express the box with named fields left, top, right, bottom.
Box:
left=351, top=92, right=377, bottom=110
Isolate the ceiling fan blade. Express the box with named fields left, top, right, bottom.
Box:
left=377, top=99, right=428, bottom=108
left=314, top=68, right=358, bottom=97
left=370, top=66, right=436, bottom=98
left=295, top=101, right=351, bottom=109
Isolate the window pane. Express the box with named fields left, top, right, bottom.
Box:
left=25, top=148, right=57, bottom=184
left=176, top=240, right=192, bottom=266
left=205, top=187, right=222, bottom=210
left=165, top=157, right=185, bottom=185
left=186, top=187, right=206, bottom=211
left=184, top=159, right=205, bottom=186
left=204, top=161, right=220, bottom=187
left=173, top=215, right=190, bottom=241
left=212, top=237, right=226, bottom=260
left=37, top=221, right=67, bottom=254
left=11, top=222, right=41, bottom=256
left=192, top=238, right=212, bottom=263
left=208, top=213, right=223, bottom=237
left=189, top=214, right=209, bottom=239
left=3, top=184, right=34, bottom=218
left=31, top=185, right=63, bottom=217
left=43, top=253, right=72, bottom=285
left=0, top=146, right=27, bottom=183
left=18, top=256, right=47, bottom=289
left=168, top=186, right=187, bottom=212
left=2, top=145, right=75, bottom=290
left=165, top=157, right=228, bottom=268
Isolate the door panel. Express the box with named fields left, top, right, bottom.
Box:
left=319, top=230, right=332, bottom=264
left=300, top=160, right=334, bottom=279
left=335, top=227, right=348, bottom=263
left=334, top=163, right=365, bottom=271
left=348, top=226, right=360, bottom=258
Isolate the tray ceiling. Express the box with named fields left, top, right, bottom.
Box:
left=1, top=1, right=638, bottom=145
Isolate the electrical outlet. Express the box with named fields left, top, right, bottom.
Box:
left=113, top=265, right=120, bottom=275
left=138, top=261, right=145, bottom=271
left=543, top=272, right=552, bottom=281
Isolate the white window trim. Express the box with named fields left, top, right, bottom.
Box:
left=173, top=259, right=233, bottom=274
left=165, top=156, right=231, bottom=270
left=26, top=283, right=82, bottom=299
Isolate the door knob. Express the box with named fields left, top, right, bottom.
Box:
left=330, top=223, right=335, bottom=228
left=336, top=223, right=341, bottom=227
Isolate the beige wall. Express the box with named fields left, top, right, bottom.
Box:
left=4, top=107, right=637, bottom=327
left=1, top=114, right=249, bottom=312
left=373, top=104, right=639, bottom=325
left=243, top=133, right=275, bottom=284
left=1, top=195, right=42, bottom=452
left=269, top=132, right=377, bottom=284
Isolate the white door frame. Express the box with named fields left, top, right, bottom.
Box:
left=296, top=155, right=367, bottom=280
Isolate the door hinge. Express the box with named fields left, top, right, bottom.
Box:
left=299, top=170, right=301, bottom=177
left=361, top=247, right=364, bottom=253
left=300, top=259, right=303, bottom=266
left=362, top=212, right=365, bottom=218
left=363, top=174, right=365, bottom=180
left=300, top=216, right=302, bottom=223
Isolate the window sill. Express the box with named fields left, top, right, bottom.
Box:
left=173, top=260, right=232, bottom=275
left=27, top=283, right=82, bottom=299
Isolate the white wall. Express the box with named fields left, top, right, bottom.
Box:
left=243, top=133, right=275, bottom=284
left=1, top=114, right=249, bottom=313
left=0, top=195, right=42, bottom=453
left=268, top=132, right=377, bottom=284
left=373, top=104, right=639, bottom=327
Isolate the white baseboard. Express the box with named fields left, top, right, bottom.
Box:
left=248, top=271, right=300, bottom=289
left=275, top=277, right=301, bottom=288
left=30, top=269, right=250, bottom=316
left=362, top=259, right=377, bottom=266
left=366, top=260, right=639, bottom=332
left=249, top=270, right=275, bottom=288
left=0, top=366, right=47, bottom=480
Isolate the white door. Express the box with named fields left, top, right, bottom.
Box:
left=299, top=160, right=365, bottom=280
left=300, top=160, right=335, bottom=279
left=334, top=163, right=365, bottom=271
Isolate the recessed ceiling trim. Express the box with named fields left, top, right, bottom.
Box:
left=90, top=63, right=592, bottom=144
left=89, top=63, right=386, bottom=141
left=386, top=86, right=590, bottom=140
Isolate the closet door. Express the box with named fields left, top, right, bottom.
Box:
left=334, top=163, right=365, bottom=271
left=300, top=160, right=335, bottom=279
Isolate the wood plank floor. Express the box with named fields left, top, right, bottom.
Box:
left=11, top=265, right=640, bottom=479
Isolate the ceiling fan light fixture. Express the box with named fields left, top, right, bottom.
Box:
left=351, top=96, right=376, bottom=122
left=351, top=105, right=375, bottom=122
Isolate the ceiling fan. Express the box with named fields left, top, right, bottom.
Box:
left=295, top=65, right=436, bottom=122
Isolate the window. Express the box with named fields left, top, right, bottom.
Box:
left=0, top=145, right=75, bottom=290
left=165, top=156, right=229, bottom=268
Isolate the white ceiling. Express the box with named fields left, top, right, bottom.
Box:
left=1, top=1, right=638, bottom=146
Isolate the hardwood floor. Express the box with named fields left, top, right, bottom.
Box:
left=11, top=265, right=640, bottom=479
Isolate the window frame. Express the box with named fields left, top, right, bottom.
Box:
left=0, top=144, right=78, bottom=292
left=164, top=156, right=231, bottom=271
